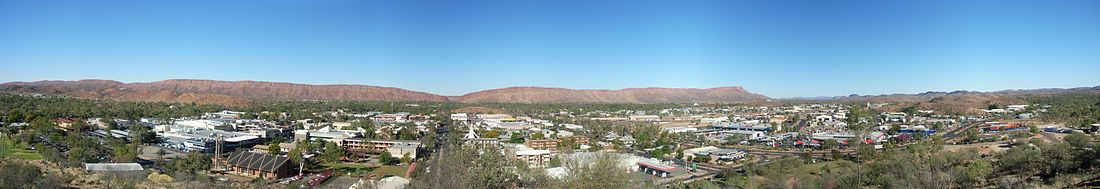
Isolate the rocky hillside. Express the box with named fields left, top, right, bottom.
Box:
left=816, top=87, right=1100, bottom=114
left=0, top=79, right=449, bottom=105
left=0, top=80, right=770, bottom=105
left=454, top=86, right=770, bottom=104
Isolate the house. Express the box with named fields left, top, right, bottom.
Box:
left=387, top=143, right=420, bottom=160
left=1017, top=113, right=1035, bottom=119
left=223, top=152, right=292, bottom=179
left=376, top=176, right=410, bottom=189
left=863, top=132, right=887, bottom=144
left=619, top=135, right=636, bottom=146
left=54, top=118, right=78, bottom=130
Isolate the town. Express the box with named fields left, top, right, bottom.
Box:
left=3, top=0, right=1100, bottom=188
left=3, top=92, right=1098, bottom=188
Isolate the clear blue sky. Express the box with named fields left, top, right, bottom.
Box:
left=2, top=0, right=1099, bottom=98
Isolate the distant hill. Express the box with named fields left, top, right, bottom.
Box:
left=0, top=80, right=770, bottom=105
left=810, top=87, right=1100, bottom=114
left=0, top=79, right=450, bottom=105
left=454, top=86, right=770, bottom=104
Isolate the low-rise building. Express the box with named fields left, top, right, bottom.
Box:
left=223, top=152, right=292, bottom=179
left=525, top=139, right=559, bottom=151
left=341, top=138, right=421, bottom=160
left=514, top=149, right=552, bottom=168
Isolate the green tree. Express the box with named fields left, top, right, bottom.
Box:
left=319, top=141, right=348, bottom=163
left=693, top=155, right=712, bottom=163
left=128, top=125, right=156, bottom=144
left=354, top=121, right=377, bottom=139
left=379, top=150, right=394, bottom=165
left=531, top=132, right=545, bottom=140
left=958, top=159, right=993, bottom=187
left=482, top=130, right=501, bottom=138
left=156, top=148, right=167, bottom=167
left=267, top=142, right=281, bottom=155
left=901, top=106, right=918, bottom=116
left=510, top=132, right=526, bottom=144
left=401, top=152, right=412, bottom=164
left=548, top=152, right=631, bottom=188
left=823, top=139, right=840, bottom=149
left=397, top=126, right=418, bottom=140
left=0, top=160, right=44, bottom=189
left=112, top=144, right=139, bottom=162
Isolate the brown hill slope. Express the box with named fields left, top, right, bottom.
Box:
left=0, top=79, right=449, bottom=105
left=455, top=86, right=769, bottom=103
left=815, top=87, right=1100, bottom=114
left=0, top=80, right=770, bottom=105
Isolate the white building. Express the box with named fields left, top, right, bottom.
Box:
left=450, top=113, right=469, bottom=121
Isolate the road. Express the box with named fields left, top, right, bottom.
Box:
left=942, top=122, right=979, bottom=140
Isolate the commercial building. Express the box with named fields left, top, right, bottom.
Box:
left=525, top=139, right=559, bottom=151
left=223, top=152, right=292, bottom=179
left=340, top=139, right=421, bottom=160
left=514, top=149, right=552, bottom=168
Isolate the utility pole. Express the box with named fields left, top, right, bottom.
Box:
left=213, top=135, right=223, bottom=172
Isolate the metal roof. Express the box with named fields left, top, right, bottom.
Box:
left=225, top=152, right=290, bottom=172
left=85, top=163, right=144, bottom=171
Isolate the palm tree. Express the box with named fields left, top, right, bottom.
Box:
left=156, top=148, right=167, bottom=168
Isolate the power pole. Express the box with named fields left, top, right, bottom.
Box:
left=214, top=135, right=223, bottom=172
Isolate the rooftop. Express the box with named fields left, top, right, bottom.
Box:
left=85, top=163, right=143, bottom=171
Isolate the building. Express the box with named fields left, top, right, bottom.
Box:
left=376, top=176, right=410, bottom=189
left=980, top=122, right=1024, bottom=132
left=251, top=143, right=296, bottom=154
left=1006, top=105, right=1029, bottom=112
left=450, top=113, right=469, bottom=122
left=294, top=127, right=362, bottom=143
left=629, top=115, right=661, bottom=121
left=175, top=119, right=230, bottom=130
left=568, top=136, right=590, bottom=146
left=373, top=113, right=410, bottom=123
left=514, top=149, right=553, bottom=168
left=664, top=127, right=699, bottom=133
left=525, top=139, right=559, bottom=150
left=341, top=139, right=421, bottom=160
left=881, top=112, right=907, bottom=123
left=682, top=146, right=720, bottom=160
left=54, top=118, right=78, bottom=130
left=637, top=160, right=676, bottom=178
left=711, top=123, right=772, bottom=132
left=619, top=135, right=636, bottom=146
left=85, top=163, right=143, bottom=172
left=223, top=152, right=292, bottom=179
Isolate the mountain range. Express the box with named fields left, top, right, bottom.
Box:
left=3, top=79, right=1097, bottom=114
left=0, top=79, right=770, bottom=105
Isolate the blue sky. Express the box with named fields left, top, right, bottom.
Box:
left=2, top=0, right=1099, bottom=98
